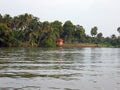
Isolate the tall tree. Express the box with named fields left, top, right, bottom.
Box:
left=91, top=26, right=98, bottom=37
left=97, top=32, right=103, bottom=43
left=3, top=14, right=13, bottom=28
left=51, top=20, right=63, bottom=38
left=111, top=34, right=116, bottom=40
left=40, top=21, right=56, bottom=47
left=62, top=20, right=75, bottom=43
left=0, top=23, right=20, bottom=47
left=0, top=14, right=2, bottom=22
left=117, top=27, right=120, bottom=36
left=97, top=32, right=103, bottom=38
left=90, top=26, right=98, bottom=43
left=111, top=34, right=118, bottom=46
left=74, top=25, right=85, bottom=43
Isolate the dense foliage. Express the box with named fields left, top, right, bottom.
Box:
left=0, top=13, right=120, bottom=47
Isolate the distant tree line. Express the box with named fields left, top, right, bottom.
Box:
left=0, top=13, right=120, bottom=47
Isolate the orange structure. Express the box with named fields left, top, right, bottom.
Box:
left=56, top=38, right=64, bottom=47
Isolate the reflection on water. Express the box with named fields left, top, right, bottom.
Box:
left=0, top=47, right=120, bottom=90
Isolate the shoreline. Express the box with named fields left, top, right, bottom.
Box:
left=62, top=43, right=98, bottom=48
left=0, top=43, right=117, bottom=48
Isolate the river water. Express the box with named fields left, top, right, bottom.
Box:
left=0, top=47, right=120, bottom=90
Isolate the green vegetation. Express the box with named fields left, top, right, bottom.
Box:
left=0, top=13, right=120, bottom=47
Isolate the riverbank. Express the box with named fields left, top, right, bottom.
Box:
left=0, top=43, right=117, bottom=48
left=62, top=43, right=97, bottom=48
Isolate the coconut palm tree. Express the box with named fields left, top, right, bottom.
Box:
left=91, top=26, right=98, bottom=37
left=0, top=23, right=14, bottom=46
left=111, top=34, right=116, bottom=40
left=0, top=14, right=2, bottom=22
left=117, top=27, right=120, bottom=37
left=3, top=14, right=13, bottom=28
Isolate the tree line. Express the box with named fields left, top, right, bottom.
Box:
left=0, top=13, right=120, bottom=47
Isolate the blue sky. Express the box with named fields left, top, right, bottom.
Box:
left=0, top=0, right=120, bottom=37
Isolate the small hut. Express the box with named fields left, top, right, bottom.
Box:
left=56, top=38, right=64, bottom=47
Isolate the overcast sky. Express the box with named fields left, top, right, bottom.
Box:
left=0, top=0, right=120, bottom=37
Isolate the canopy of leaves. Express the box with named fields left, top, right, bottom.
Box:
left=0, top=14, right=120, bottom=47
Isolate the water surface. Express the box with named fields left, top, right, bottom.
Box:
left=0, top=47, right=120, bottom=90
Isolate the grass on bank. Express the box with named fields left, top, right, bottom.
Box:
left=62, top=43, right=97, bottom=48
left=62, top=43, right=116, bottom=48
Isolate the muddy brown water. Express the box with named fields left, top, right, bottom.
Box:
left=0, top=47, right=120, bottom=90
